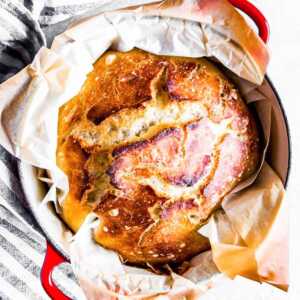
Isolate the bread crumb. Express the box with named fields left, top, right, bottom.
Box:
left=106, top=54, right=116, bottom=65
left=109, top=208, right=119, bottom=216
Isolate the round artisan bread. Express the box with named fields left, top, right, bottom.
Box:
left=57, top=49, right=260, bottom=265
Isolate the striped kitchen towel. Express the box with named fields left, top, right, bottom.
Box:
left=0, top=0, right=97, bottom=297
left=0, top=0, right=157, bottom=299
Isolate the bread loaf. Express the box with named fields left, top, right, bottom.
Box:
left=57, top=49, right=260, bottom=265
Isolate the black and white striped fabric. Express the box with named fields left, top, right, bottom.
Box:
left=0, top=0, right=135, bottom=299
left=0, top=148, right=86, bottom=299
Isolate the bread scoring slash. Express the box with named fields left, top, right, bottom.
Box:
left=57, top=49, right=260, bottom=266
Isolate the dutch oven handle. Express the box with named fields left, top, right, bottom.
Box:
left=41, top=242, right=71, bottom=300
left=40, top=1, right=269, bottom=299
left=229, top=0, right=270, bottom=43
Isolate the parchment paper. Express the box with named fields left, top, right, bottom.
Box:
left=0, top=0, right=287, bottom=299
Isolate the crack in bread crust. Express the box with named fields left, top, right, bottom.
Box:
left=57, top=49, right=260, bottom=266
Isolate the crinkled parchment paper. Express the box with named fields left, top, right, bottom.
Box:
left=0, top=0, right=288, bottom=298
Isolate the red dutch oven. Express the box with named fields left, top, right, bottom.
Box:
left=18, top=1, right=291, bottom=299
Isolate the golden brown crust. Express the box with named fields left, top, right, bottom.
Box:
left=57, top=49, right=260, bottom=265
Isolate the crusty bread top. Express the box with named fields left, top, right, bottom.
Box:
left=57, top=49, right=260, bottom=266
